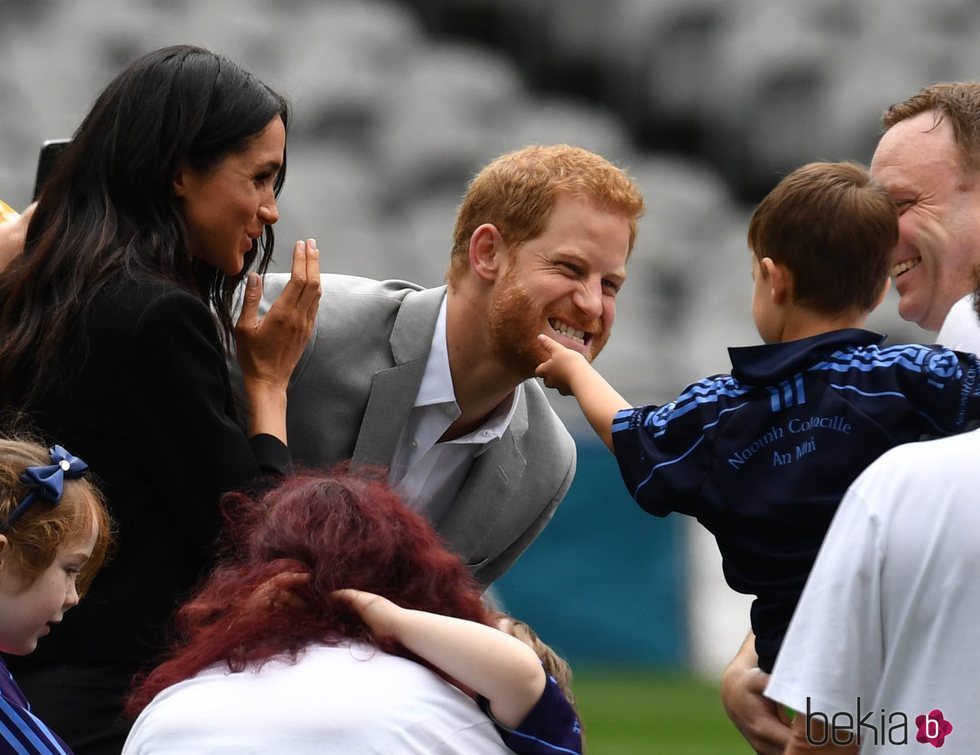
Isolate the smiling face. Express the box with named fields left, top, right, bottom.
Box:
left=487, top=194, right=630, bottom=375
left=174, top=115, right=285, bottom=277
left=871, top=111, right=980, bottom=332
left=0, top=519, right=98, bottom=655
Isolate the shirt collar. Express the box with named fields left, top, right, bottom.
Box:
left=465, top=386, right=521, bottom=450
left=416, top=297, right=521, bottom=441
left=416, top=297, right=456, bottom=406
left=729, top=329, right=885, bottom=384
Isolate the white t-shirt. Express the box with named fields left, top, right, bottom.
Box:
left=123, top=642, right=510, bottom=754
left=936, top=293, right=980, bottom=353
left=766, top=430, right=980, bottom=752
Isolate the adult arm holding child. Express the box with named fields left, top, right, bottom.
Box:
left=721, top=631, right=792, bottom=755
left=535, top=333, right=631, bottom=451
left=784, top=716, right=857, bottom=754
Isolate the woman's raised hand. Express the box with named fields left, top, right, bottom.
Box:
left=235, top=238, right=321, bottom=441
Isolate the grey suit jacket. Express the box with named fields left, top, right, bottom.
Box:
left=255, top=273, right=577, bottom=585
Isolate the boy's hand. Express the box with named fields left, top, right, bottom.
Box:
left=333, top=588, right=402, bottom=637
left=535, top=334, right=589, bottom=395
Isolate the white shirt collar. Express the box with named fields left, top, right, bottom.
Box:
left=415, top=296, right=521, bottom=442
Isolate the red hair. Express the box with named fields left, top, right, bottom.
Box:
left=125, top=470, right=491, bottom=717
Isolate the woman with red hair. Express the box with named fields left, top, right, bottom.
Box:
left=121, top=471, right=513, bottom=754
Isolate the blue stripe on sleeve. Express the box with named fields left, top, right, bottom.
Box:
left=0, top=697, right=69, bottom=754
left=503, top=728, right=582, bottom=754
left=828, top=384, right=907, bottom=400
left=633, top=402, right=748, bottom=496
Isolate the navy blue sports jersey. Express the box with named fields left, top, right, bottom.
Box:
left=479, top=674, right=582, bottom=755
left=612, top=329, right=980, bottom=672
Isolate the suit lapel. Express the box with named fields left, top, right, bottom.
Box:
left=438, top=387, right=529, bottom=561
left=351, top=286, right=446, bottom=469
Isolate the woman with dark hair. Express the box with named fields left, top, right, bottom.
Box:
left=122, top=472, right=513, bottom=754
left=0, top=45, right=320, bottom=753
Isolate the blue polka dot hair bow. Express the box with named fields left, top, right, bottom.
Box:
left=0, top=445, right=89, bottom=533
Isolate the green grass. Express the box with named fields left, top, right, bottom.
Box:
left=573, top=670, right=750, bottom=754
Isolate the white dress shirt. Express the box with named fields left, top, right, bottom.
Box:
left=389, top=298, right=520, bottom=525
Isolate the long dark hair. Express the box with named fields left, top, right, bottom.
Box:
left=0, top=45, right=289, bottom=403
left=125, top=470, right=492, bottom=717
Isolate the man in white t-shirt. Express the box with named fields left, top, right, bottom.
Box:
left=936, top=292, right=980, bottom=352
left=722, top=82, right=980, bottom=753
left=765, top=428, right=980, bottom=753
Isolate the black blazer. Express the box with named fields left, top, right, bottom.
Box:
left=6, top=273, right=287, bottom=672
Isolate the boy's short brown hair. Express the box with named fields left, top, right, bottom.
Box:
left=747, top=161, right=897, bottom=314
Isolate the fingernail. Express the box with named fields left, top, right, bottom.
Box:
left=246, top=272, right=258, bottom=288
left=308, top=238, right=318, bottom=253
left=297, top=240, right=306, bottom=253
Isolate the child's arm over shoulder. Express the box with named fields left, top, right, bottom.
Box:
left=333, top=589, right=544, bottom=728
left=535, top=334, right=631, bottom=451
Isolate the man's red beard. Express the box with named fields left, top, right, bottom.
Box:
left=487, top=273, right=608, bottom=377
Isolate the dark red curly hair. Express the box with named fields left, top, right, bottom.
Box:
left=125, top=470, right=491, bottom=717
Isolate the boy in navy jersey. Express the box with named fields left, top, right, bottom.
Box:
left=536, top=161, right=980, bottom=673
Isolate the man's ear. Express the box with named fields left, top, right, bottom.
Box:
left=468, top=224, right=506, bottom=283
left=762, top=257, right=792, bottom=305
left=0, top=534, right=8, bottom=569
